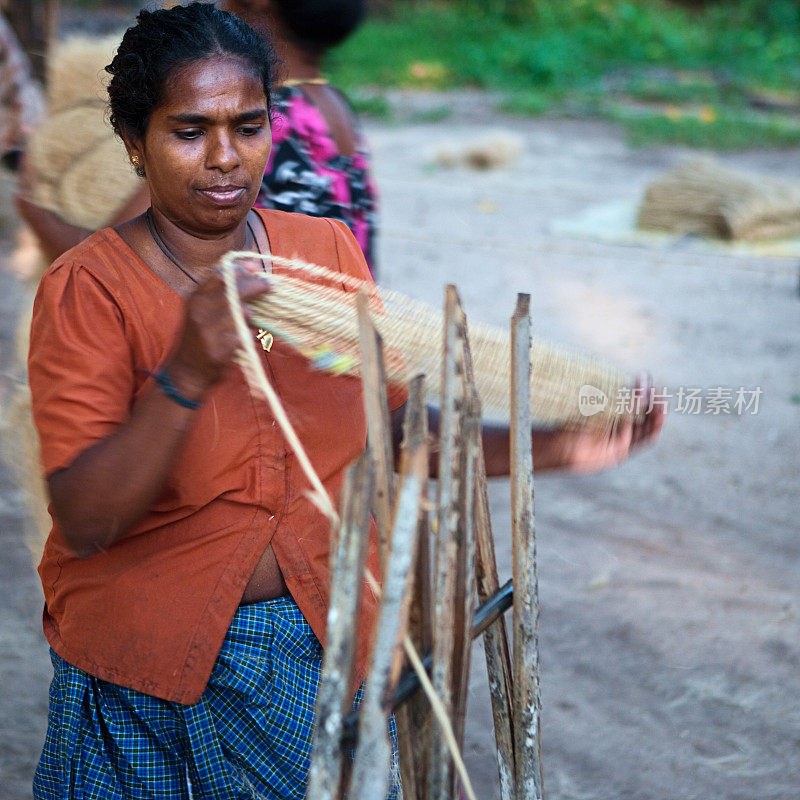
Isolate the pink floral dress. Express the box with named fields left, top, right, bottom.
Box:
left=256, top=85, right=378, bottom=275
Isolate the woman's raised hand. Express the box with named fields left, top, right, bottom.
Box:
left=166, top=265, right=271, bottom=400
left=550, top=374, right=666, bottom=474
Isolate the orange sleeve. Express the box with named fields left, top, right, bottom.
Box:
left=28, top=261, right=135, bottom=476
left=327, top=218, right=409, bottom=412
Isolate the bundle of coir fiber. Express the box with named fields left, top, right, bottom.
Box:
left=2, top=306, right=49, bottom=565
left=230, top=252, right=637, bottom=431
left=433, top=129, right=524, bottom=171
left=2, top=383, right=52, bottom=563
left=26, top=34, right=140, bottom=233
left=637, top=157, right=800, bottom=240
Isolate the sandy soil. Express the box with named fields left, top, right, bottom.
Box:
left=1, top=101, right=799, bottom=799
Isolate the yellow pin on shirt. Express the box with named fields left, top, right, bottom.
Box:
left=257, top=329, right=273, bottom=352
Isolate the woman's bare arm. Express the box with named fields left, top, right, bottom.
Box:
left=15, top=195, right=93, bottom=264
left=390, top=380, right=665, bottom=477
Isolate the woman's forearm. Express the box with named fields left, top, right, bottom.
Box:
left=390, top=400, right=663, bottom=478
left=392, top=405, right=573, bottom=477
left=475, top=422, right=581, bottom=476
left=48, top=365, right=207, bottom=558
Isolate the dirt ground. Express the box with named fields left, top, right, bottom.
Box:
left=1, top=99, right=799, bottom=799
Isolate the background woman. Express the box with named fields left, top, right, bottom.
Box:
left=223, top=0, right=379, bottom=273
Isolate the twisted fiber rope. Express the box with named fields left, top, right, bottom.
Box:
left=222, top=250, right=633, bottom=430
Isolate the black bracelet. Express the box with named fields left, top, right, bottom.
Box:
left=152, top=369, right=200, bottom=410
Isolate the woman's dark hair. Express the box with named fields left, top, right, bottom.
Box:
left=106, top=2, right=277, bottom=140
left=272, top=0, right=366, bottom=54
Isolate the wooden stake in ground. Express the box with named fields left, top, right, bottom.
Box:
left=474, top=436, right=517, bottom=800
left=356, top=290, right=395, bottom=568
left=460, top=304, right=517, bottom=800
left=350, top=294, right=428, bottom=800
left=349, top=439, right=428, bottom=800
left=510, top=294, right=544, bottom=800
left=429, top=285, right=471, bottom=800
left=360, top=290, right=434, bottom=800
left=450, top=392, right=480, bottom=770
left=307, top=453, right=375, bottom=800
left=394, top=375, right=433, bottom=800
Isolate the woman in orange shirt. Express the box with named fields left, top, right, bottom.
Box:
left=27, top=4, right=663, bottom=798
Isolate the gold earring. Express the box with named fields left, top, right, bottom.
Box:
left=131, top=156, right=140, bottom=167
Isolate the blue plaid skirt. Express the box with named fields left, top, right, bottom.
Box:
left=34, top=595, right=400, bottom=799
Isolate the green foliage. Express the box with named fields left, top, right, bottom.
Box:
left=345, top=92, right=393, bottom=120
left=498, top=90, right=554, bottom=116
left=410, top=106, right=454, bottom=123
left=610, top=106, right=800, bottom=149
left=338, top=0, right=800, bottom=91
left=326, top=0, right=800, bottom=148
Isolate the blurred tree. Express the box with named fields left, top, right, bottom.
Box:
left=366, top=0, right=407, bottom=15
left=2, top=0, right=59, bottom=82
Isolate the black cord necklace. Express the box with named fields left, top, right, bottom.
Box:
left=144, top=208, right=273, bottom=352
left=144, top=207, right=258, bottom=285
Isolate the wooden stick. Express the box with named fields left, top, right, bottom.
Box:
left=393, top=375, right=432, bottom=800
left=343, top=579, right=516, bottom=746
left=349, top=442, right=427, bottom=800
left=361, top=565, right=479, bottom=800
left=458, top=296, right=518, bottom=800
left=357, top=290, right=395, bottom=568
left=473, top=445, right=517, bottom=800
left=350, top=297, right=475, bottom=799
left=429, top=285, right=466, bottom=800
left=451, top=393, right=480, bottom=759
left=308, top=454, right=375, bottom=800
left=403, top=636, right=479, bottom=800
left=510, top=294, right=544, bottom=800
left=399, top=375, right=433, bottom=657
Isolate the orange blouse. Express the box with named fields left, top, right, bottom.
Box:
left=28, top=209, right=406, bottom=704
